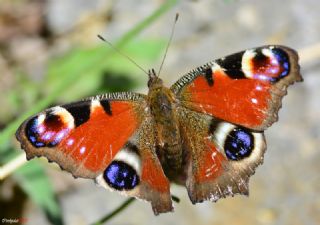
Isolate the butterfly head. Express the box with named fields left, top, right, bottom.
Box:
left=147, top=68, right=163, bottom=90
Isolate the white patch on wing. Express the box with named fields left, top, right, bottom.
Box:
left=96, top=174, right=115, bottom=192
left=91, top=99, right=101, bottom=113
left=67, top=139, right=74, bottom=146
left=261, top=48, right=273, bottom=58
left=211, top=62, right=223, bottom=73
left=37, top=113, right=46, bottom=125
left=79, top=146, right=86, bottom=154
left=214, top=122, right=236, bottom=151
left=251, top=98, right=258, bottom=104
left=114, top=148, right=142, bottom=175
left=242, top=49, right=256, bottom=78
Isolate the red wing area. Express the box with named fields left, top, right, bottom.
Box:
left=139, top=147, right=172, bottom=214
left=193, top=140, right=226, bottom=183
left=178, top=108, right=229, bottom=203
left=59, top=101, right=139, bottom=174
left=141, top=154, right=170, bottom=193
left=182, top=70, right=272, bottom=129
left=137, top=120, right=172, bottom=214
left=16, top=98, right=144, bottom=178
left=186, top=138, right=230, bottom=204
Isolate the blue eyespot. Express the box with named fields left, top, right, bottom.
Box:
left=26, top=117, right=46, bottom=148
left=103, top=161, right=139, bottom=190
left=272, top=48, right=290, bottom=78
left=224, top=128, right=254, bottom=160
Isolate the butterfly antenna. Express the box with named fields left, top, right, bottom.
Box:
left=157, top=13, right=179, bottom=77
left=97, top=34, right=149, bottom=75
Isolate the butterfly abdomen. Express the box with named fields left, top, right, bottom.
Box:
left=148, top=83, right=183, bottom=174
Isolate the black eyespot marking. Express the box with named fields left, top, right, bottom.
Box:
left=204, top=67, right=214, bottom=86
left=100, top=99, right=112, bottom=115
left=64, top=103, right=90, bottom=127
left=103, top=160, right=139, bottom=190
left=253, top=49, right=268, bottom=63
left=216, top=52, right=246, bottom=79
left=224, top=127, right=254, bottom=160
left=44, top=112, right=64, bottom=130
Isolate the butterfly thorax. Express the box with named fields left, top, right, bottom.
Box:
left=147, top=75, right=183, bottom=179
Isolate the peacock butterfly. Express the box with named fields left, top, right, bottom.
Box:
left=16, top=45, right=302, bottom=215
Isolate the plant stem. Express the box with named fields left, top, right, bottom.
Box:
left=92, top=194, right=180, bottom=225
left=91, top=198, right=135, bottom=225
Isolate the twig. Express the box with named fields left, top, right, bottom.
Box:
left=0, top=153, right=26, bottom=180
left=91, top=194, right=180, bottom=225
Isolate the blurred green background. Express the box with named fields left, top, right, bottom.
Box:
left=0, top=0, right=319, bottom=225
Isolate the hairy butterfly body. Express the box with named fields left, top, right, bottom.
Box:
left=16, top=45, right=302, bottom=214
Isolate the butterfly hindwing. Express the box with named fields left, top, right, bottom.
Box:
left=177, top=107, right=266, bottom=203
left=95, top=118, right=172, bottom=215
left=172, top=45, right=302, bottom=131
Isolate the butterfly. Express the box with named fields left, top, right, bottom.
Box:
left=16, top=45, right=302, bottom=215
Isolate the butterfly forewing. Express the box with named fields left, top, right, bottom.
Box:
left=172, top=45, right=302, bottom=131
left=16, top=92, right=146, bottom=177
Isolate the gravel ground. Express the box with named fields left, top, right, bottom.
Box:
left=2, top=0, right=319, bottom=224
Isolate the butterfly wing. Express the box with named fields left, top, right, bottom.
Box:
left=95, top=117, right=173, bottom=215
left=16, top=92, right=172, bottom=214
left=178, top=107, right=265, bottom=203
left=171, top=45, right=302, bottom=131
left=172, top=45, right=302, bottom=203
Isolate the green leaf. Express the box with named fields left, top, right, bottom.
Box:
left=14, top=160, right=63, bottom=225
